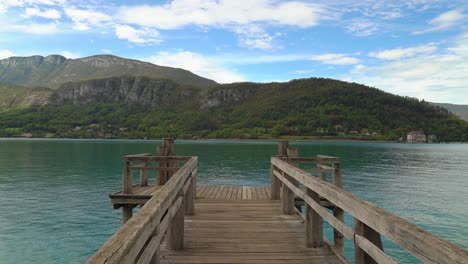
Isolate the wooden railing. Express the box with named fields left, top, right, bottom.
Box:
left=271, top=156, right=468, bottom=264
left=87, top=156, right=197, bottom=264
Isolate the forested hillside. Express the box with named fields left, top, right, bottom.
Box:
left=1, top=77, right=466, bottom=142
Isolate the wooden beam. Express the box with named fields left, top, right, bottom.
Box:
left=270, top=165, right=280, bottom=200
left=166, top=192, right=185, bottom=250
left=277, top=141, right=289, bottom=157
left=122, top=205, right=133, bottom=224
left=306, top=188, right=323, bottom=247
left=332, top=161, right=345, bottom=255
left=281, top=172, right=294, bottom=215
left=157, top=146, right=167, bottom=185
left=140, top=159, right=149, bottom=186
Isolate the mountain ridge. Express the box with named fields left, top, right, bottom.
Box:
left=0, top=54, right=217, bottom=89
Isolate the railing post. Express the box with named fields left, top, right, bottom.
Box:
left=184, top=172, right=195, bottom=215
left=271, top=141, right=288, bottom=200
left=164, top=138, right=176, bottom=180
left=157, top=146, right=167, bottom=185
left=167, top=192, right=185, bottom=250
left=278, top=140, right=289, bottom=156
left=122, top=160, right=133, bottom=224
left=354, top=219, right=383, bottom=264
left=270, top=163, right=280, bottom=199
left=332, top=161, right=344, bottom=254
left=140, top=159, right=149, bottom=186
left=306, top=187, right=323, bottom=247
left=281, top=171, right=295, bottom=214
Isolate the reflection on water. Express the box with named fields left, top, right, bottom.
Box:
left=0, top=139, right=466, bottom=263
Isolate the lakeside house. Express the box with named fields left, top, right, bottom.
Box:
left=407, top=131, right=427, bottom=143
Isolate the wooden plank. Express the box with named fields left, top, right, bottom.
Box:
left=252, top=187, right=258, bottom=200
left=196, top=186, right=206, bottom=198
left=236, top=186, right=243, bottom=199
left=246, top=186, right=252, bottom=200
left=204, top=186, right=216, bottom=199
left=207, top=186, right=220, bottom=199
left=160, top=199, right=342, bottom=264
left=226, top=186, right=234, bottom=199
left=199, top=186, right=211, bottom=198
left=272, top=157, right=468, bottom=264
left=223, top=186, right=231, bottom=199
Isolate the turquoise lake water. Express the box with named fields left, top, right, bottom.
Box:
left=0, top=139, right=467, bottom=263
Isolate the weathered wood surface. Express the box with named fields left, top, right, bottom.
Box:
left=272, top=157, right=468, bottom=264
left=159, top=199, right=342, bottom=264
left=87, top=157, right=197, bottom=264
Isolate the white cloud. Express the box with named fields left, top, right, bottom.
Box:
left=59, top=51, right=80, bottom=59
left=311, top=54, right=360, bottom=65
left=148, top=51, right=246, bottom=83
left=23, top=7, right=61, bottom=19
left=115, top=25, right=161, bottom=44
left=0, top=49, right=15, bottom=59
left=413, top=9, right=467, bottom=34
left=369, top=43, right=438, bottom=60
left=117, top=1, right=333, bottom=30
left=0, top=0, right=65, bottom=12
left=64, top=8, right=112, bottom=31
left=345, top=19, right=379, bottom=36
left=233, top=25, right=280, bottom=50
left=349, top=32, right=468, bottom=104
left=9, top=23, right=58, bottom=34
left=293, top=69, right=314, bottom=75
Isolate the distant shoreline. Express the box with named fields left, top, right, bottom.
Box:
left=1, top=136, right=457, bottom=144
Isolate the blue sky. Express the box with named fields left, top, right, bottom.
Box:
left=0, top=0, right=467, bottom=104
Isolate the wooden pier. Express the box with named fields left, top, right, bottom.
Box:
left=88, top=139, right=468, bottom=264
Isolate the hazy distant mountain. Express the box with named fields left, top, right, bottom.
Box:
left=432, top=103, right=468, bottom=121
left=0, top=54, right=216, bottom=89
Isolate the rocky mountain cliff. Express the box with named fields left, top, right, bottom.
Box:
left=50, top=76, right=199, bottom=108
left=0, top=54, right=216, bottom=89
left=0, top=83, right=51, bottom=109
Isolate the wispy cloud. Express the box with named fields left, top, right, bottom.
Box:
left=115, top=25, right=161, bottom=44
left=7, top=23, right=59, bottom=34
left=311, top=54, right=360, bottom=65
left=117, top=1, right=334, bottom=30
left=345, top=19, right=379, bottom=37
left=232, top=25, right=281, bottom=50
left=64, top=7, right=112, bottom=31
left=23, top=7, right=61, bottom=19
left=369, top=43, right=438, bottom=60
left=413, top=9, right=467, bottom=34
left=349, top=32, right=468, bottom=104
left=148, top=51, right=246, bottom=83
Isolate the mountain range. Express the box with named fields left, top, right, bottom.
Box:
left=0, top=55, right=466, bottom=142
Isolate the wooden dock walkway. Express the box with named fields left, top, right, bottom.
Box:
left=160, top=199, right=341, bottom=264
left=88, top=139, right=468, bottom=264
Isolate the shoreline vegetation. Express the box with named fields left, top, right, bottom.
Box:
left=2, top=136, right=463, bottom=144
